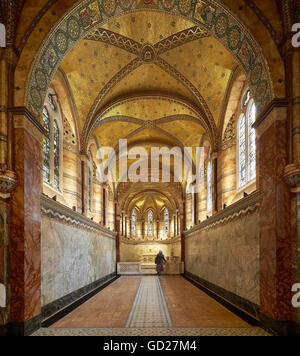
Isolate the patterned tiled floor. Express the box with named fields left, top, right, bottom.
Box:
left=50, top=277, right=141, bottom=328
left=33, top=276, right=270, bottom=336
left=32, top=327, right=270, bottom=336
left=126, top=276, right=172, bottom=328
left=160, top=276, right=251, bottom=328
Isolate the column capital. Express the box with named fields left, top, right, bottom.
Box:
left=284, top=164, right=300, bottom=188
left=10, top=106, right=47, bottom=138
left=0, top=169, right=17, bottom=195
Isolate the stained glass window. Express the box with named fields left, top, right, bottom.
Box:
left=243, top=89, right=250, bottom=108
left=148, top=210, right=153, bottom=236
left=248, top=101, right=256, bottom=182
left=53, top=120, right=60, bottom=190
left=42, top=107, right=51, bottom=184
left=132, top=209, right=136, bottom=236
left=238, top=92, right=257, bottom=189
left=238, top=114, right=246, bottom=188
left=207, top=160, right=212, bottom=212
left=48, top=93, right=56, bottom=111
left=88, top=168, right=92, bottom=211
left=164, top=208, right=169, bottom=235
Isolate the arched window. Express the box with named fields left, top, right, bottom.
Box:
left=148, top=210, right=153, bottom=236
left=132, top=209, right=136, bottom=236
left=238, top=114, right=246, bottom=187
left=42, top=107, right=51, bottom=184
left=88, top=168, right=92, bottom=212
left=48, top=93, right=56, bottom=111
left=164, top=208, right=169, bottom=235
left=87, top=150, right=93, bottom=212
left=42, top=89, right=62, bottom=191
left=238, top=90, right=257, bottom=188
left=53, top=120, right=60, bottom=190
left=207, top=160, right=212, bottom=212
left=247, top=101, right=256, bottom=182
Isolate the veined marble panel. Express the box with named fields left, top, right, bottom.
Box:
left=41, top=215, right=116, bottom=306
left=120, top=240, right=181, bottom=265
left=185, top=210, right=259, bottom=305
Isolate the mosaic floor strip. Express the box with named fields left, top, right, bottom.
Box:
left=32, top=327, right=270, bottom=336
left=125, top=276, right=172, bottom=328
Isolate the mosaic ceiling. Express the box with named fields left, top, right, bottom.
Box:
left=60, top=10, right=238, bottom=150
left=55, top=6, right=253, bottom=203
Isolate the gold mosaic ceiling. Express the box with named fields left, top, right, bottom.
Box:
left=60, top=10, right=238, bottom=135
left=125, top=188, right=175, bottom=216
left=59, top=9, right=240, bottom=201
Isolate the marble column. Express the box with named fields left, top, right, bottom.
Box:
left=116, top=206, right=120, bottom=263
left=212, top=152, right=218, bottom=214
left=129, top=218, right=132, bottom=238
left=142, top=219, right=145, bottom=239
left=80, top=154, right=88, bottom=216
left=9, top=108, right=45, bottom=335
left=121, top=211, right=124, bottom=236
left=194, top=190, right=198, bottom=225
left=181, top=201, right=186, bottom=263
left=0, top=201, right=9, bottom=329
left=124, top=215, right=127, bottom=238
left=173, top=214, right=176, bottom=238
left=156, top=220, right=159, bottom=239
left=0, top=49, right=17, bottom=200
left=254, top=103, right=292, bottom=324
left=0, top=49, right=8, bottom=173
left=102, top=186, right=106, bottom=226
left=283, top=42, right=300, bottom=328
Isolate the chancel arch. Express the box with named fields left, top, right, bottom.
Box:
left=2, top=0, right=299, bottom=337
left=23, top=0, right=275, bottom=132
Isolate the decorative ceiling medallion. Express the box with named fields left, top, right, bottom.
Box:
left=140, top=44, right=156, bottom=62
left=144, top=120, right=156, bottom=128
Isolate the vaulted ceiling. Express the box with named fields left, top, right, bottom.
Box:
left=58, top=9, right=241, bottom=205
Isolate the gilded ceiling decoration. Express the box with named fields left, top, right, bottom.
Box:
left=24, top=0, right=276, bottom=210
left=26, top=0, right=273, bottom=126
left=124, top=187, right=178, bottom=216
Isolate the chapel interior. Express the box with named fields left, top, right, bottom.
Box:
left=0, top=0, right=299, bottom=336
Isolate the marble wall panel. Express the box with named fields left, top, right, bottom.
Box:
left=0, top=201, right=9, bottom=325
left=258, top=117, right=292, bottom=320
left=120, top=240, right=181, bottom=263
left=185, top=211, right=260, bottom=305
left=41, top=215, right=116, bottom=306
left=10, top=121, right=42, bottom=322
left=297, top=191, right=300, bottom=323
